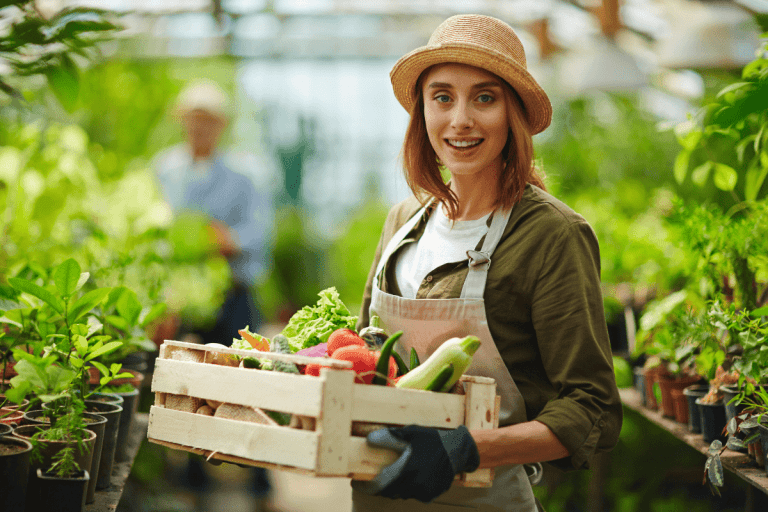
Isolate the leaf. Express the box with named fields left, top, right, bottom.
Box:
left=744, top=160, right=768, bottom=202
left=139, top=303, right=167, bottom=328
left=691, top=161, right=713, bottom=186
left=67, top=287, right=111, bottom=324
left=11, top=359, right=46, bottom=389
left=45, top=365, right=77, bottom=391
left=116, top=289, right=142, bottom=327
left=45, top=9, right=119, bottom=40
left=46, top=54, right=79, bottom=113
left=0, top=299, right=25, bottom=311
left=0, top=316, right=23, bottom=328
left=713, top=163, right=737, bottom=191
left=74, top=335, right=88, bottom=357
left=75, top=272, right=90, bottom=293
left=53, top=258, right=81, bottom=297
left=90, top=360, right=109, bottom=377
left=751, top=306, right=768, bottom=317
left=7, top=277, right=64, bottom=314
left=105, top=315, right=128, bottom=331
left=716, top=82, right=752, bottom=99
left=84, top=340, right=125, bottom=361
left=673, top=150, right=690, bottom=184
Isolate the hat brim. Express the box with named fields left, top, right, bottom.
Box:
left=390, top=43, right=552, bottom=134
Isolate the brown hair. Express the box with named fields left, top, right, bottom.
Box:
left=401, top=67, right=546, bottom=220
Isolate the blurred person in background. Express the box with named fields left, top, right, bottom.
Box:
left=152, top=79, right=274, bottom=511
left=354, top=14, right=622, bottom=511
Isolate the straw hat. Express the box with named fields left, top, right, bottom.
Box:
left=174, top=79, right=231, bottom=120
left=390, top=14, right=552, bottom=134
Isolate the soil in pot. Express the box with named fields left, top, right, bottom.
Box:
left=0, top=394, right=29, bottom=412
left=696, top=397, right=727, bottom=444
left=86, top=392, right=124, bottom=407
left=0, top=407, right=24, bottom=426
left=683, top=385, right=710, bottom=434
left=11, top=425, right=96, bottom=478
left=0, top=436, right=32, bottom=512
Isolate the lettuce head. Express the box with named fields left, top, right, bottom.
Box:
left=280, top=287, right=357, bottom=352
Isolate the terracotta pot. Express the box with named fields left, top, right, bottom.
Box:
left=657, top=373, right=702, bottom=419
left=670, top=388, right=689, bottom=424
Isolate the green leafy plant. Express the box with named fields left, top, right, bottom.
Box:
left=1, top=258, right=133, bottom=477
left=0, top=0, right=121, bottom=111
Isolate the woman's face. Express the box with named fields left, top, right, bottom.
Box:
left=422, top=63, right=509, bottom=180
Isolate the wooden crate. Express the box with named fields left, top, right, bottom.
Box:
left=147, top=340, right=500, bottom=487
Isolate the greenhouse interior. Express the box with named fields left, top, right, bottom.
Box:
left=2, top=0, right=768, bottom=511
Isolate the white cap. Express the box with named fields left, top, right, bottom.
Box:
left=174, top=79, right=230, bottom=119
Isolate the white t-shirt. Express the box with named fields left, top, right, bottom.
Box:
left=395, top=204, right=491, bottom=299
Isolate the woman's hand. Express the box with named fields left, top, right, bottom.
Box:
left=356, top=425, right=480, bottom=503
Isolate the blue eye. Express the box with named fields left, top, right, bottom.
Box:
left=435, top=94, right=451, bottom=103
left=477, top=94, right=494, bottom=103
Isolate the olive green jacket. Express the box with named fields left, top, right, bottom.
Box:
left=357, top=184, right=623, bottom=471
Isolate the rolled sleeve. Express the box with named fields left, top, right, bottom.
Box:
left=531, top=220, right=622, bottom=470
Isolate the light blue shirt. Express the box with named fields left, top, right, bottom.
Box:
left=154, top=144, right=272, bottom=287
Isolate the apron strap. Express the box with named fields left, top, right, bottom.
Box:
left=460, top=206, right=513, bottom=299
left=374, top=203, right=430, bottom=289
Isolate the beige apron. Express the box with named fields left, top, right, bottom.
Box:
left=351, top=204, right=538, bottom=512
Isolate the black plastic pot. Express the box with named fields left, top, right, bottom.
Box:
left=26, top=468, right=88, bottom=512
left=0, top=423, right=12, bottom=437
left=111, top=387, right=139, bottom=462
left=683, top=385, right=709, bottom=434
left=0, top=436, right=32, bottom=512
left=81, top=413, right=106, bottom=504
left=84, top=401, right=122, bottom=490
left=696, top=397, right=727, bottom=444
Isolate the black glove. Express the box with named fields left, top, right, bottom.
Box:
left=356, top=424, right=480, bottom=503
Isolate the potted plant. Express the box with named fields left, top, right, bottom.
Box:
left=635, top=290, right=703, bottom=420
left=1, top=258, right=135, bottom=509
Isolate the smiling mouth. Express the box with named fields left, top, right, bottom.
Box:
left=447, top=139, right=483, bottom=148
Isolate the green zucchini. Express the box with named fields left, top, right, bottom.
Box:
left=395, top=336, right=481, bottom=392
left=424, top=363, right=454, bottom=391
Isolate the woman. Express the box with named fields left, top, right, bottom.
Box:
left=353, top=14, right=623, bottom=512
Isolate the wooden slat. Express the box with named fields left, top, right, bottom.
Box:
left=147, top=406, right=320, bottom=470
left=460, top=378, right=497, bottom=487
left=160, top=339, right=353, bottom=368
left=351, top=384, right=465, bottom=428
left=151, top=358, right=324, bottom=416
left=315, top=368, right=354, bottom=475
